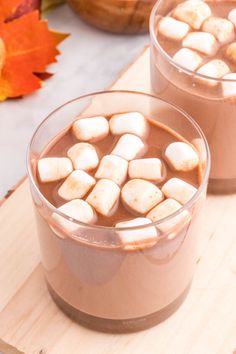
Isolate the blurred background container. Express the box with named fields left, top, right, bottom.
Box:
left=67, top=0, right=156, bottom=34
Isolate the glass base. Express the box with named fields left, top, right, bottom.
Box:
left=208, top=177, right=236, bottom=194
left=47, top=282, right=191, bottom=333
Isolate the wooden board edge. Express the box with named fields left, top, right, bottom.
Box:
left=0, top=176, right=27, bottom=207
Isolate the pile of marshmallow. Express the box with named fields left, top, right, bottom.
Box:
left=158, top=0, right=236, bottom=94
left=38, top=112, right=199, bottom=250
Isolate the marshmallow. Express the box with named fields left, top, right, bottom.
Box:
left=52, top=199, right=97, bottom=234
left=86, top=179, right=120, bottom=216
left=147, top=198, right=190, bottom=234
left=222, top=73, right=236, bottom=98
left=202, top=17, right=235, bottom=44
left=196, top=59, right=230, bottom=87
left=121, top=179, right=164, bottom=214
left=173, top=0, right=211, bottom=30
left=228, top=8, right=236, bottom=27
left=116, top=218, right=158, bottom=250
left=95, top=155, right=128, bottom=186
left=109, top=112, right=149, bottom=139
left=38, top=157, right=73, bottom=183
left=225, top=42, right=236, bottom=64
left=111, top=134, right=146, bottom=161
left=165, top=142, right=199, bottom=171
left=58, top=170, right=96, bottom=201
left=173, top=48, right=203, bottom=71
left=67, top=143, right=99, bottom=171
left=162, top=178, right=197, bottom=205
left=158, top=16, right=190, bottom=41
left=72, top=116, right=109, bottom=142
left=183, top=32, right=219, bottom=56
left=128, top=158, right=163, bottom=181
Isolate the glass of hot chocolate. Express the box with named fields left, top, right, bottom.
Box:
left=27, top=91, right=210, bottom=333
left=150, top=0, right=236, bottom=193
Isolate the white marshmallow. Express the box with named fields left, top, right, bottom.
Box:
left=67, top=143, right=99, bottom=171
left=202, top=17, right=235, bottom=44
left=128, top=158, right=163, bottom=181
left=121, top=179, right=164, bottom=214
left=38, top=157, right=73, bottom=183
left=173, top=48, right=203, bottom=71
left=111, top=134, right=146, bottom=161
left=58, top=170, right=96, bottom=201
left=86, top=179, right=120, bottom=216
left=228, top=8, right=236, bottom=27
left=162, top=178, right=197, bottom=205
left=147, top=198, right=190, bottom=234
left=196, top=59, right=230, bottom=87
left=225, top=42, right=236, bottom=65
left=72, top=116, right=109, bottom=142
left=116, top=218, right=158, bottom=250
left=95, top=155, right=128, bottom=186
left=52, top=199, right=97, bottom=235
left=165, top=142, right=199, bottom=171
left=158, top=16, right=190, bottom=41
left=183, top=32, right=219, bottom=56
left=222, top=73, right=236, bottom=98
left=173, top=0, right=211, bottom=30
left=109, top=112, right=149, bottom=139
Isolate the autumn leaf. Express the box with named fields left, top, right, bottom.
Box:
left=0, top=10, right=69, bottom=100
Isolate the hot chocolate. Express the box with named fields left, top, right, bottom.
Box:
left=150, top=0, right=236, bottom=193
left=27, top=91, right=209, bottom=332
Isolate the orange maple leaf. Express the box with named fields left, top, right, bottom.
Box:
left=0, top=9, right=69, bottom=100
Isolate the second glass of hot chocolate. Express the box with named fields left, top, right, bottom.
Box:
left=150, top=0, right=236, bottom=193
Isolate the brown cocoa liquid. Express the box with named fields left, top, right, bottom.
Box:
left=151, top=1, right=236, bottom=193
left=37, top=116, right=200, bottom=227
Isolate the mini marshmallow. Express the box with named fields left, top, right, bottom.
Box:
left=165, top=142, right=199, bottom=171
left=162, top=178, right=197, bottom=205
left=225, top=42, right=236, bottom=64
left=86, top=179, right=120, bottom=216
left=183, top=32, right=219, bottom=56
left=202, top=17, right=235, bottom=44
left=52, top=199, right=97, bottom=234
left=72, top=116, right=109, bottom=142
left=58, top=170, right=96, bottom=201
left=173, top=0, right=211, bottom=30
left=158, top=16, right=190, bottom=41
left=116, top=218, right=158, bottom=250
left=196, top=59, right=230, bottom=87
left=67, top=143, right=99, bottom=171
left=38, top=157, right=73, bottom=183
left=111, top=134, right=146, bottom=161
left=95, top=155, right=128, bottom=186
left=109, top=112, right=149, bottom=139
left=222, top=73, right=236, bottom=97
left=147, top=198, right=190, bottom=234
left=228, top=8, right=236, bottom=27
left=128, top=158, right=163, bottom=181
left=173, top=48, right=203, bottom=71
left=121, top=179, right=164, bottom=214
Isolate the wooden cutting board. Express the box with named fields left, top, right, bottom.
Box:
left=0, top=48, right=236, bottom=354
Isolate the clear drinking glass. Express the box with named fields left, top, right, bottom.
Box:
left=150, top=0, right=236, bottom=194
left=27, top=91, right=210, bottom=333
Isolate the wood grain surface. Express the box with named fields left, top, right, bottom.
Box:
left=0, top=48, right=236, bottom=354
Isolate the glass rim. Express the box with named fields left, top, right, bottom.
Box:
left=149, top=0, right=236, bottom=84
left=27, top=89, right=210, bottom=233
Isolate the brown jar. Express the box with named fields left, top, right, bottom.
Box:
left=67, top=0, right=156, bottom=34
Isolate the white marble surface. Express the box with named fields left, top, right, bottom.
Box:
left=0, top=4, right=148, bottom=198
